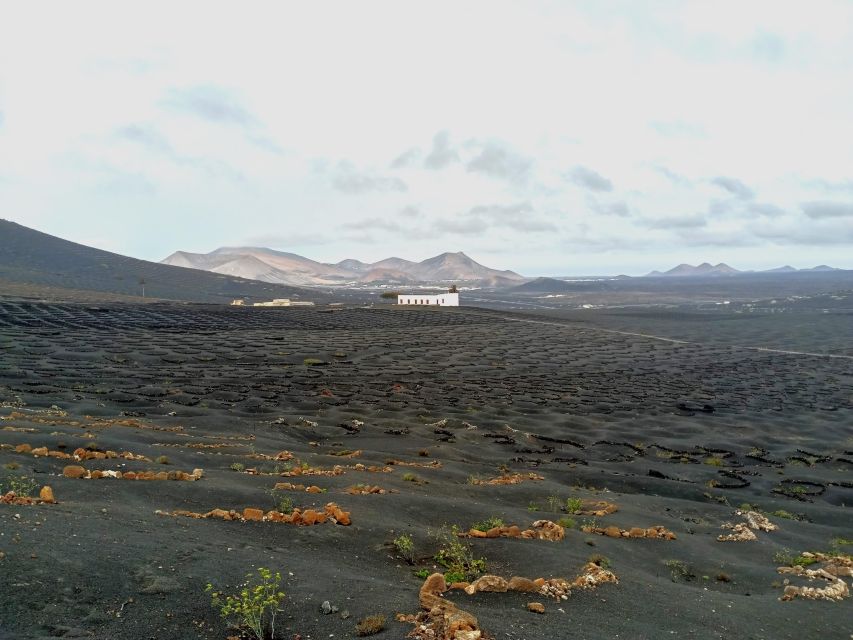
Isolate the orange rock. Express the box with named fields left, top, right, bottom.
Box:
left=206, top=509, right=230, bottom=519
left=419, top=573, right=447, bottom=609
left=90, top=470, right=103, bottom=479
left=628, top=527, right=647, bottom=538
left=527, top=602, right=545, bottom=614
left=243, top=508, right=264, bottom=522
left=533, top=578, right=546, bottom=587
left=507, top=577, right=540, bottom=592
left=469, top=529, right=488, bottom=538
left=62, top=465, right=87, bottom=479
left=38, top=486, right=55, bottom=503
left=301, top=509, right=320, bottom=525
left=31, top=447, right=48, bottom=457
left=604, top=526, right=622, bottom=538
left=154, top=471, right=169, bottom=481
left=506, top=525, right=522, bottom=538
left=123, top=471, right=137, bottom=480
left=306, top=486, right=323, bottom=494
left=15, top=444, right=32, bottom=454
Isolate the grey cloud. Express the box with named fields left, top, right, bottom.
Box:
left=468, top=202, right=555, bottom=232
left=752, top=219, right=853, bottom=245
left=95, top=171, right=156, bottom=197
left=566, top=166, right=613, bottom=192
left=466, top=143, right=532, bottom=184
left=805, top=178, right=853, bottom=193
left=437, top=217, right=489, bottom=235
left=163, top=86, right=255, bottom=125
left=711, top=176, right=754, bottom=200
left=801, top=201, right=853, bottom=219
left=390, top=148, right=421, bottom=169
left=654, top=165, right=691, bottom=186
left=424, top=131, right=460, bottom=170
left=116, top=124, right=173, bottom=154
left=750, top=32, right=786, bottom=64
left=115, top=124, right=245, bottom=182
left=591, top=200, right=629, bottom=217
left=399, top=205, right=421, bottom=218
left=639, top=214, right=707, bottom=230
left=331, top=161, right=408, bottom=194
left=748, top=202, right=785, bottom=217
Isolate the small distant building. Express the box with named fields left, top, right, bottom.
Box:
left=251, top=298, right=315, bottom=307
left=397, top=291, right=459, bottom=306
left=231, top=299, right=245, bottom=306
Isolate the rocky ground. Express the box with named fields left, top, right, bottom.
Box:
left=0, top=302, right=850, bottom=640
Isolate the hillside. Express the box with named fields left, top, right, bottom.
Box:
left=163, top=247, right=524, bottom=286
left=0, top=220, right=324, bottom=303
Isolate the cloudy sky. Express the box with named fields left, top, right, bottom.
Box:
left=1, top=1, right=852, bottom=275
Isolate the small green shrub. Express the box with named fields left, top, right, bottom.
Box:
left=205, top=567, right=285, bottom=640
left=303, top=358, right=325, bottom=366
left=155, top=455, right=170, bottom=465
left=704, top=457, right=724, bottom=467
left=413, top=568, right=430, bottom=579
left=565, top=497, right=583, bottom=514
left=355, top=614, right=386, bottom=636
left=402, top=473, right=417, bottom=482
left=0, top=474, right=37, bottom=497
left=3, top=462, right=19, bottom=471
left=771, top=510, right=797, bottom=520
left=230, top=462, right=245, bottom=472
left=557, top=517, right=576, bottom=529
left=546, top=495, right=561, bottom=512
left=433, top=525, right=486, bottom=581
left=471, top=516, right=503, bottom=532
left=527, top=502, right=539, bottom=512
left=393, top=534, right=415, bottom=564
left=588, top=554, right=611, bottom=569
left=664, top=559, right=694, bottom=581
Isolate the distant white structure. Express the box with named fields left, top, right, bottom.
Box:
left=397, top=292, right=459, bottom=306
left=247, top=298, right=315, bottom=307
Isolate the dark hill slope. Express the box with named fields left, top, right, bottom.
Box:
left=0, top=220, right=325, bottom=303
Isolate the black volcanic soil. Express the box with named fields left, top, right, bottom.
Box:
left=0, top=303, right=851, bottom=640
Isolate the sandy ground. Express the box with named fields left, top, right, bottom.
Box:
left=0, top=303, right=851, bottom=640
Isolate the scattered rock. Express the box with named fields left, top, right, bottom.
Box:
left=527, top=602, right=545, bottom=614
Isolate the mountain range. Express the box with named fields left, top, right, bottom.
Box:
left=645, top=263, right=842, bottom=277
left=0, top=220, right=323, bottom=303
left=161, top=248, right=525, bottom=287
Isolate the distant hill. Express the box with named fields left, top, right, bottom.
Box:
left=646, top=262, right=843, bottom=277
left=647, top=262, right=740, bottom=277
left=0, top=220, right=324, bottom=303
left=163, top=248, right=524, bottom=286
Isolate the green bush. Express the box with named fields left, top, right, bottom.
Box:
left=155, top=455, right=170, bottom=465
left=230, top=462, right=245, bottom=472
left=433, top=525, right=486, bottom=581
left=557, top=517, right=576, bottom=529
left=565, top=497, right=583, bottom=514
left=0, top=473, right=37, bottom=497
left=471, top=516, right=503, bottom=532
left=206, top=567, right=285, bottom=640
left=393, top=533, right=415, bottom=564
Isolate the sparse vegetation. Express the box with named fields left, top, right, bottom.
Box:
left=355, top=613, right=386, bottom=636
left=393, top=533, right=415, bottom=564
left=664, top=559, right=694, bottom=582
left=303, top=358, right=325, bottom=366
left=230, top=462, right=245, bottom=472
left=771, top=509, right=798, bottom=520
left=471, top=516, right=504, bottom=532
left=155, top=455, right=170, bottom=465
left=402, top=473, right=417, bottom=482
left=546, top=495, right=561, bottom=512
left=588, top=554, right=611, bottom=569
left=205, top=567, right=285, bottom=640
left=557, top=517, right=576, bottom=529
left=565, top=497, right=583, bottom=514
left=433, top=525, right=486, bottom=582
left=0, top=473, right=37, bottom=497
left=380, top=291, right=400, bottom=299
left=3, top=462, right=19, bottom=471
left=527, top=502, right=539, bottom=512
left=704, top=456, right=724, bottom=467
left=414, top=568, right=430, bottom=579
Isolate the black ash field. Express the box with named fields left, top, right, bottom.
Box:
left=0, top=301, right=851, bottom=640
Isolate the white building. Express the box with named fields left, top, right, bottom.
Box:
left=397, top=292, right=459, bottom=306
left=251, top=299, right=315, bottom=307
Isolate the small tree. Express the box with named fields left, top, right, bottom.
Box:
left=206, top=567, right=285, bottom=640
left=380, top=291, right=400, bottom=299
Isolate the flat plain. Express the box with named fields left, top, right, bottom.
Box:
left=0, top=301, right=851, bottom=639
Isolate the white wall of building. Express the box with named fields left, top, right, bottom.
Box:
left=397, top=293, right=459, bottom=306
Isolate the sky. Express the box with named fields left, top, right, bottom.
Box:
left=1, top=0, right=852, bottom=276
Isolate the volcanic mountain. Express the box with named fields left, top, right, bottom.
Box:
left=0, top=220, right=323, bottom=303
left=162, top=248, right=524, bottom=286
